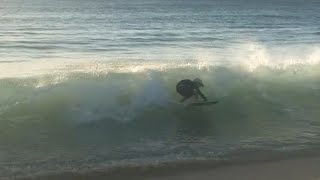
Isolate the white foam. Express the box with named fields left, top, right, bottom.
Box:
left=0, top=42, right=319, bottom=79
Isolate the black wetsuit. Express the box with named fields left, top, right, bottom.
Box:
left=176, top=79, right=207, bottom=100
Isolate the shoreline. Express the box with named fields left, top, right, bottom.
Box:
left=21, top=154, right=320, bottom=180
left=145, top=156, right=320, bottom=180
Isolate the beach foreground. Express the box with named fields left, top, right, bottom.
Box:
left=26, top=156, right=320, bottom=180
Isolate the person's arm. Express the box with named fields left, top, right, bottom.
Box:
left=195, top=88, right=208, bottom=101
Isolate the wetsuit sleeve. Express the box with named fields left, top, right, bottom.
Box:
left=195, top=88, right=207, bottom=101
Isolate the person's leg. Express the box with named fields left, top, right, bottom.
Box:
left=180, top=94, right=193, bottom=102
left=193, top=91, right=199, bottom=101
left=177, top=86, right=194, bottom=102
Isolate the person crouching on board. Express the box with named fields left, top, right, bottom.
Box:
left=176, top=78, right=208, bottom=103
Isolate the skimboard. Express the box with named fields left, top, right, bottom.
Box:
left=188, top=100, right=219, bottom=106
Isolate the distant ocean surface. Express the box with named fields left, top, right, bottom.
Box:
left=1, top=0, right=320, bottom=179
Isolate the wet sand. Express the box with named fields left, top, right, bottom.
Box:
left=143, top=157, right=320, bottom=180
left=25, top=156, right=320, bottom=180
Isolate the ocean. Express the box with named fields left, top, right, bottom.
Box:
left=0, top=0, right=320, bottom=179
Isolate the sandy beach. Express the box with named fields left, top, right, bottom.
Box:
left=147, top=157, right=320, bottom=180
left=24, top=156, right=320, bottom=180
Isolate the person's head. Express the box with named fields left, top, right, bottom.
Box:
left=193, top=78, right=204, bottom=87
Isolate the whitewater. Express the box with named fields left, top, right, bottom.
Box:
left=1, top=46, right=320, bottom=178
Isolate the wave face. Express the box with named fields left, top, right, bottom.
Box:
left=1, top=62, right=320, bottom=178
